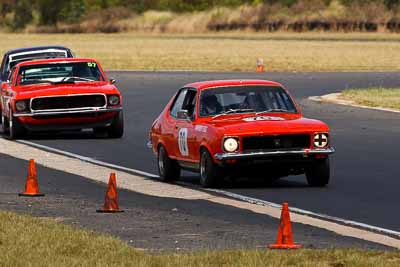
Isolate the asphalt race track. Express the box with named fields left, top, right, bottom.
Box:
left=22, top=71, right=400, bottom=233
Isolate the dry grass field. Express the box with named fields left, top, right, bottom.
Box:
left=0, top=33, right=399, bottom=72
left=341, top=88, right=400, bottom=110
left=1, top=211, right=400, bottom=267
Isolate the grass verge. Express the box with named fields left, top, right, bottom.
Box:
left=0, top=33, right=400, bottom=72
left=1, top=211, right=400, bottom=266
left=341, top=88, right=400, bottom=110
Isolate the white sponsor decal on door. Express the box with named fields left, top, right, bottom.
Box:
left=178, top=128, right=189, bottom=156
left=194, top=125, right=208, bottom=133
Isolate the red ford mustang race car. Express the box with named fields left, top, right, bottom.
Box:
left=149, top=80, right=335, bottom=187
left=0, top=58, right=123, bottom=139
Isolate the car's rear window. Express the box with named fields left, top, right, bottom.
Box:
left=9, top=51, right=68, bottom=71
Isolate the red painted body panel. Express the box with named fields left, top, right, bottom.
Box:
left=0, top=58, right=122, bottom=130
left=150, top=80, right=332, bottom=165
left=18, top=112, right=117, bottom=126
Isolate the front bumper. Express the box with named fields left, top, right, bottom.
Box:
left=14, top=107, right=122, bottom=132
left=146, top=140, right=153, bottom=149
left=13, top=107, right=122, bottom=117
left=214, top=147, right=335, bottom=161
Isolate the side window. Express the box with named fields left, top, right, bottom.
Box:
left=181, top=89, right=197, bottom=119
left=8, top=67, right=15, bottom=84
left=170, top=89, right=188, bottom=118
left=4, top=56, right=11, bottom=79
left=0, top=55, right=6, bottom=80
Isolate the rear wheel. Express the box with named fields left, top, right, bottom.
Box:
left=7, top=109, right=25, bottom=139
left=306, top=158, right=330, bottom=187
left=200, top=149, right=223, bottom=188
left=107, top=111, right=124, bottom=138
left=158, top=145, right=180, bottom=182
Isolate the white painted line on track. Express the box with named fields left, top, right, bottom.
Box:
left=309, top=93, right=400, bottom=114
left=17, top=139, right=400, bottom=240
left=207, top=189, right=400, bottom=239
left=17, top=140, right=159, bottom=179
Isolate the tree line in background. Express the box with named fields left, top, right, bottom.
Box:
left=1, top=0, right=400, bottom=31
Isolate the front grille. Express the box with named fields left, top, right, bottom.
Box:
left=242, top=134, right=310, bottom=152
left=31, top=94, right=106, bottom=111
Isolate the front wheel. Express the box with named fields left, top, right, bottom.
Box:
left=1, top=111, right=9, bottom=134
left=107, top=111, right=124, bottom=138
left=200, top=149, right=223, bottom=188
left=305, top=158, right=330, bottom=187
left=158, top=145, right=180, bottom=182
left=7, top=109, right=25, bottom=139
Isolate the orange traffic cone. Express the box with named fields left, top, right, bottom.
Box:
left=256, top=58, right=265, bottom=72
left=97, top=173, right=123, bottom=213
left=19, top=159, right=44, bottom=197
left=268, top=202, right=302, bottom=249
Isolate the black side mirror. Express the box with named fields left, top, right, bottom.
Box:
left=177, top=110, right=190, bottom=120
left=109, top=78, right=116, bottom=84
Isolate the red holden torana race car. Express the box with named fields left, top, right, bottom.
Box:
left=149, top=80, right=335, bottom=188
left=0, top=58, right=123, bottom=139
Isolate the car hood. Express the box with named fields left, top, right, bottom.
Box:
left=15, top=82, right=118, bottom=99
left=207, top=115, right=329, bottom=135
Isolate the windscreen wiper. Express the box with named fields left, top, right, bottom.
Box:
left=52, top=80, right=75, bottom=85
left=256, top=108, right=290, bottom=115
left=53, top=76, right=96, bottom=84
left=212, top=108, right=254, bottom=119
left=21, top=79, right=52, bottom=85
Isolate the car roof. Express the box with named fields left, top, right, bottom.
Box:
left=15, top=58, right=98, bottom=68
left=5, top=46, right=71, bottom=56
left=185, top=79, right=283, bottom=91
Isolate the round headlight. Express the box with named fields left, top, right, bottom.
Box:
left=15, top=101, right=27, bottom=112
left=108, top=95, right=120, bottom=106
left=223, top=138, right=239, bottom=152
left=314, top=133, right=329, bottom=148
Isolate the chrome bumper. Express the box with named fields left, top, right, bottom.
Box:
left=214, top=147, right=335, bottom=161
left=14, top=107, right=122, bottom=117
left=146, top=140, right=153, bottom=149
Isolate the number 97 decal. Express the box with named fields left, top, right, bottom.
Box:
left=178, top=128, right=189, bottom=156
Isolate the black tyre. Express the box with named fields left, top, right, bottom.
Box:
left=200, top=149, right=223, bottom=188
left=107, top=111, right=124, bottom=138
left=306, top=158, right=330, bottom=187
left=1, top=111, right=9, bottom=134
left=157, top=145, right=180, bottom=182
left=93, top=127, right=107, bottom=137
left=7, top=109, right=25, bottom=139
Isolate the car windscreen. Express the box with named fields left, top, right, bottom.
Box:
left=199, top=85, right=297, bottom=117
left=17, top=62, right=104, bottom=86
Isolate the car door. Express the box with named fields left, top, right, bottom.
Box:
left=164, top=88, right=188, bottom=159
left=165, top=88, right=198, bottom=162
left=174, top=89, right=198, bottom=163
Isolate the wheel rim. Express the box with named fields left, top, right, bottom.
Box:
left=9, top=109, right=13, bottom=137
left=1, top=114, right=5, bottom=132
left=158, top=148, right=165, bottom=177
left=200, top=154, right=207, bottom=181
